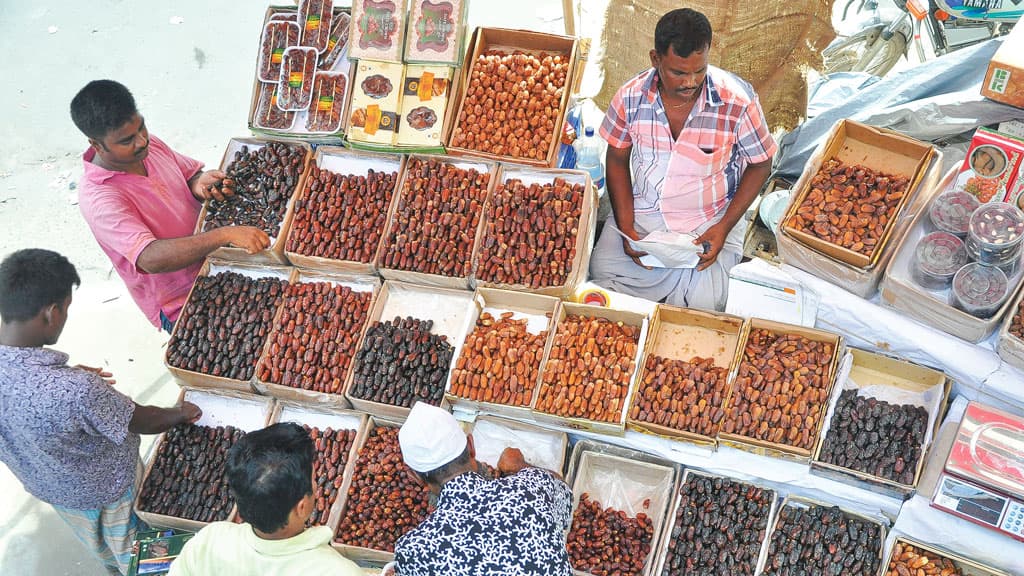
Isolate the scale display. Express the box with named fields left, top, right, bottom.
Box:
left=933, top=473, right=1024, bottom=542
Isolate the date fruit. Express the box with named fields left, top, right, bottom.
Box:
left=255, top=83, right=296, bottom=131
left=788, top=159, right=910, bottom=258
left=306, top=425, right=357, bottom=526
left=167, top=272, right=287, bottom=381
left=662, top=476, right=773, bottom=576
left=318, top=11, right=351, bottom=70
left=278, top=47, right=318, bottom=111
left=258, top=282, right=373, bottom=394
left=536, top=316, right=639, bottom=423
left=287, top=164, right=398, bottom=263
left=451, top=50, right=569, bottom=161
left=305, top=72, right=347, bottom=132
left=450, top=311, right=548, bottom=406
left=1009, top=296, right=1024, bottom=341
left=349, top=316, right=455, bottom=408
left=763, top=503, right=882, bottom=576
left=259, top=21, right=300, bottom=82
left=630, top=355, right=730, bottom=437
left=335, top=426, right=432, bottom=551
left=476, top=177, right=584, bottom=288
left=138, top=424, right=245, bottom=523
left=204, top=142, right=306, bottom=239
left=886, top=542, right=962, bottom=576
left=819, top=390, right=928, bottom=485
left=567, top=492, right=654, bottom=576
left=724, top=329, right=835, bottom=451
left=380, top=157, right=489, bottom=278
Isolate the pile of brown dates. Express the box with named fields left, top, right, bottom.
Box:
left=763, top=503, right=882, bottom=576
left=349, top=316, right=454, bottom=408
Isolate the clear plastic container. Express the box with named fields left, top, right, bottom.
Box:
left=951, top=262, right=1009, bottom=318
left=966, top=202, right=1024, bottom=265
left=913, top=232, right=967, bottom=290
left=254, top=83, right=296, bottom=131
left=304, top=72, right=347, bottom=133
left=258, top=21, right=300, bottom=83
left=298, top=0, right=333, bottom=53
left=929, top=190, right=979, bottom=237
left=277, top=46, right=319, bottom=111
left=318, top=11, right=351, bottom=70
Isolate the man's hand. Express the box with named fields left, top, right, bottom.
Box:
left=497, top=447, right=528, bottom=477
left=619, top=227, right=652, bottom=270
left=221, top=226, right=271, bottom=254
left=693, top=221, right=729, bottom=271
left=178, top=401, right=202, bottom=424
left=191, top=170, right=236, bottom=202
left=76, top=364, right=116, bottom=385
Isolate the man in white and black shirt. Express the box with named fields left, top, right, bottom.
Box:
left=392, top=402, right=573, bottom=576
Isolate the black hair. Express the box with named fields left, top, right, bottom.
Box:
left=420, top=446, right=472, bottom=485
left=654, top=8, right=713, bottom=57
left=226, top=422, right=314, bottom=534
left=0, top=249, right=80, bottom=323
left=69, top=80, right=139, bottom=141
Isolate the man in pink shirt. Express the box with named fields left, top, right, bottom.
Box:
left=71, top=80, right=270, bottom=331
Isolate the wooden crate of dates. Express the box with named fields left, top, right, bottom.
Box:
left=781, top=119, right=934, bottom=269
left=532, top=302, right=649, bottom=436
left=284, top=147, right=403, bottom=275
left=996, top=285, right=1024, bottom=371
left=134, top=387, right=275, bottom=532
left=344, top=280, right=473, bottom=420
left=165, top=260, right=293, bottom=392
left=446, top=28, right=579, bottom=167
left=718, top=318, right=842, bottom=462
left=882, top=536, right=1011, bottom=576
left=653, top=470, right=779, bottom=576
left=811, top=348, right=949, bottom=499
left=567, top=451, right=676, bottom=576
left=253, top=270, right=379, bottom=407
left=444, top=287, right=560, bottom=419
left=196, top=137, right=312, bottom=265
left=332, top=417, right=434, bottom=565
left=468, top=415, right=568, bottom=476
left=762, top=496, right=886, bottom=576
left=270, top=401, right=367, bottom=533
left=627, top=305, right=744, bottom=448
left=376, top=154, right=496, bottom=289
left=474, top=165, right=597, bottom=298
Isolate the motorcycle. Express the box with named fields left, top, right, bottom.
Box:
left=823, top=0, right=1019, bottom=76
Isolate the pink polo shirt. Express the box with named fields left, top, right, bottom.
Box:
left=78, top=135, right=204, bottom=328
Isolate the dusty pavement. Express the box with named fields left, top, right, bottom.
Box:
left=0, top=1, right=572, bottom=574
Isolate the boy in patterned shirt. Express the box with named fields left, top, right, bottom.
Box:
left=0, top=249, right=201, bottom=575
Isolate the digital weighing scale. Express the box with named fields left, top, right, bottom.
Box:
left=932, top=401, right=1024, bottom=542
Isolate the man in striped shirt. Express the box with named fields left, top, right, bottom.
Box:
left=591, top=8, right=776, bottom=311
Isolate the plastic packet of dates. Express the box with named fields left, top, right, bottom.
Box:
left=573, top=452, right=673, bottom=520
left=470, top=418, right=563, bottom=474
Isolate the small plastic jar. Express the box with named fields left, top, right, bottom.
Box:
left=929, top=190, right=980, bottom=237
left=951, top=262, right=1009, bottom=318
left=967, top=202, right=1024, bottom=265
left=912, top=232, right=967, bottom=291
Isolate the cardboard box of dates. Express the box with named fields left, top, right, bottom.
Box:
left=248, top=5, right=354, bottom=139
left=376, top=154, right=498, bottom=290
left=717, top=318, right=842, bottom=462
left=626, top=305, right=744, bottom=448
left=165, top=259, right=295, bottom=392
left=467, top=415, right=568, bottom=477
left=444, top=287, right=561, bottom=420
left=778, top=119, right=937, bottom=297
left=332, top=416, right=433, bottom=565
left=134, top=387, right=275, bottom=532
left=565, top=450, right=676, bottom=576
left=195, top=137, right=313, bottom=266
left=446, top=27, right=580, bottom=168
left=269, top=401, right=368, bottom=534
left=284, top=146, right=404, bottom=275
left=252, top=270, right=380, bottom=407
left=880, top=167, right=1024, bottom=342
left=653, top=469, right=779, bottom=576
left=473, top=165, right=596, bottom=298
left=883, top=536, right=1011, bottom=576
left=530, top=302, right=649, bottom=437
left=763, top=496, right=887, bottom=576
left=343, top=280, right=474, bottom=420
left=997, top=286, right=1024, bottom=371
left=811, top=348, right=949, bottom=500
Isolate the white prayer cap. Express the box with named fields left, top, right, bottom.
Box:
left=399, top=402, right=467, bottom=473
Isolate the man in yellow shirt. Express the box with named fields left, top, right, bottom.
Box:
left=168, top=423, right=362, bottom=576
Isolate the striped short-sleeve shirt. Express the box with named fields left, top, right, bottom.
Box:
left=600, top=66, right=777, bottom=232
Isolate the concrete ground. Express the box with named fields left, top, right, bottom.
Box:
left=0, top=1, right=574, bottom=574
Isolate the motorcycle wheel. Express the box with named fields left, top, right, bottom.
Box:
left=822, top=25, right=908, bottom=76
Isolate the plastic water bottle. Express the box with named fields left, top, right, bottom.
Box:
left=573, top=127, right=605, bottom=192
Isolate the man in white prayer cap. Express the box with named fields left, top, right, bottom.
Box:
left=391, top=402, right=573, bottom=576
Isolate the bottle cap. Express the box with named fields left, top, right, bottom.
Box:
left=585, top=127, right=595, bottom=137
